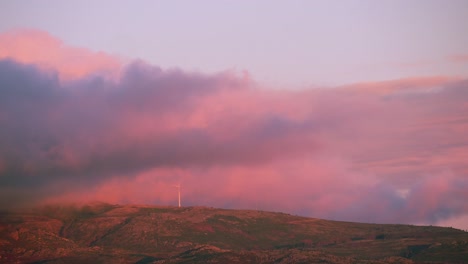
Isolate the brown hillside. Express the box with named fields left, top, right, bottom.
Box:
left=1, top=203, right=467, bottom=263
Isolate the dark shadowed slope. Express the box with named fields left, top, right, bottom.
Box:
left=1, top=203, right=467, bottom=263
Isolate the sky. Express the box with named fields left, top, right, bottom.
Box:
left=0, top=1, right=468, bottom=230
left=2, top=0, right=468, bottom=87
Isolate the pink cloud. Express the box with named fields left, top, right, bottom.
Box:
left=1, top=30, right=468, bottom=229
left=340, top=76, right=460, bottom=96
left=0, top=29, right=123, bottom=81
left=448, top=53, right=468, bottom=63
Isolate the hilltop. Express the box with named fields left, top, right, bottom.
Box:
left=1, top=203, right=467, bottom=263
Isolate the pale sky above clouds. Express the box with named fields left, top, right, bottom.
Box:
left=1, top=0, right=468, bottom=87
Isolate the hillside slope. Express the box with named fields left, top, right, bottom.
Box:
left=1, top=203, right=467, bottom=263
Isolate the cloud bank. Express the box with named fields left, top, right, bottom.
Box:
left=1, top=30, right=467, bottom=229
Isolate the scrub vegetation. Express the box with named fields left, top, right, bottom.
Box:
left=1, top=203, right=467, bottom=263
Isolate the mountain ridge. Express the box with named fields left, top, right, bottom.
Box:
left=1, top=203, right=467, bottom=263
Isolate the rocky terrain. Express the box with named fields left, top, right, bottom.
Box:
left=1, top=203, right=467, bottom=263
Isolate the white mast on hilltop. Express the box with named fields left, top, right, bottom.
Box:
left=173, top=184, right=181, bottom=207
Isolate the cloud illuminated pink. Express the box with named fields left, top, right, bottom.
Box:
left=1, top=30, right=467, bottom=229
left=448, top=53, right=468, bottom=64
left=0, top=29, right=122, bottom=81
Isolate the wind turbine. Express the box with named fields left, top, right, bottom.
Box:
left=173, top=184, right=181, bottom=207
